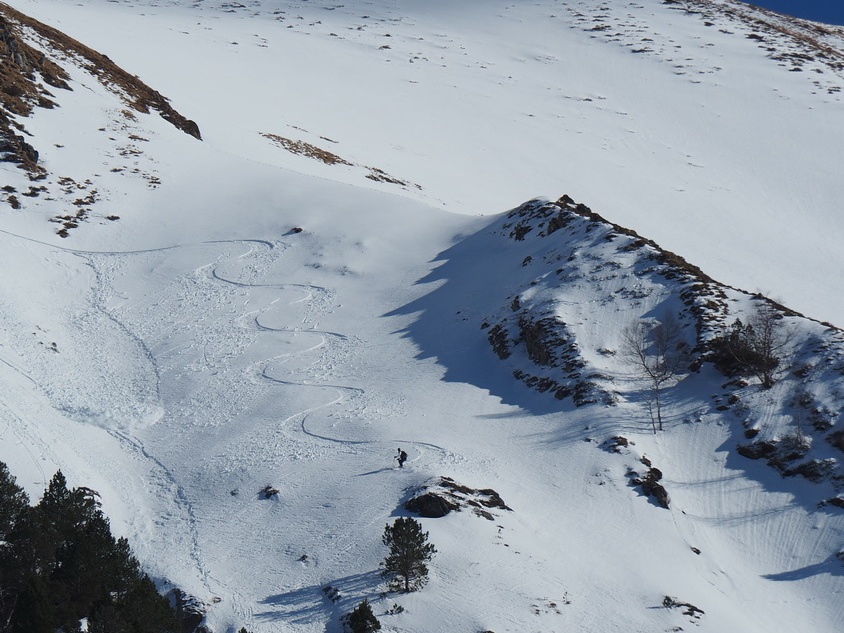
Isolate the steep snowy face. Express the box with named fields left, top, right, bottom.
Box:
left=1, top=1, right=843, bottom=633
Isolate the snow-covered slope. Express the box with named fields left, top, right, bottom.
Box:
left=1, top=1, right=843, bottom=632
left=11, top=0, right=844, bottom=325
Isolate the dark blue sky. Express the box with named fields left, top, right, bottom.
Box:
left=748, top=1, right=844, bottom=26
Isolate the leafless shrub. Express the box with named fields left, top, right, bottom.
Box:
left=621, top=311, right=689, bottom=432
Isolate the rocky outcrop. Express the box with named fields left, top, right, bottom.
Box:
left=404, top=477, right=511, bottom=520
left=404, top=492, right=458, bottom=518
left=0, top=2, right=200, bottom=177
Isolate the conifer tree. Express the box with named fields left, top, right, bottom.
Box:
left=10, top=574, right=54, bottom=633
left=0, top=466, right=179, bottom=633
left=0, top=462, right=29, bottom=541
left=381, top=517, right=436, bottom=593
left=346, top=598, right=381, bottom=633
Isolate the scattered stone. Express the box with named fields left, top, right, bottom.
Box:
left=604, top=436, right=631, bottom=453
left=631, top=467, right=670, bottom=508
left=663, top=595, right=704, bottom=619
left=819, top=497, right=844, bottom=510
left=322, top=585, right=341, bottom=603
left=736, top=440, right=778, bottom=460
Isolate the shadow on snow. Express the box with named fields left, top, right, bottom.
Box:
left=385, top=213, right=570, bottom=417
left=256, top=570, right=384, bottom=630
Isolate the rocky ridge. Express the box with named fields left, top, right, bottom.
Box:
left=481, top=194, right=844, bottom=495
left=0, top=2, right=200, bottom=235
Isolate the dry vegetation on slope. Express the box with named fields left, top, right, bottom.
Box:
left=0, top=1, right=200, bottom=179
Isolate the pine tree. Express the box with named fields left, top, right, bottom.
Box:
left=10, top=574, right=54, bottom=633
left=346, top=598, right=381, bottom=633
left=0, top=467, right=180, bottom=633
left=0, top=462, right=29, bottom=541
left=381, top=517, right=436, bottom=593
left=0, top=461, right=31, bottom=629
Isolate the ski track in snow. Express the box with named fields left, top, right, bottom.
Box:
left=94, top=237, right=367, bottom=601
left=0, top=229, right=412, bottom=613
left=73, top=235, right=456, bottom=620
left=3, top=1, right=844, bottom=630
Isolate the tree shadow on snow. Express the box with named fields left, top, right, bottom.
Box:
left=762, top=552, right=844, bottom=580
left=716, top=433, right=842, bottom=516
left=256, top=570, right=383, bottom=630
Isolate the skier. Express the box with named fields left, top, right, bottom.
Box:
left=396, top=448, right=408, bottom=468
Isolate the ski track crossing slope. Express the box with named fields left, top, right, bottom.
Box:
left=0, top=0, right=843, bottom=631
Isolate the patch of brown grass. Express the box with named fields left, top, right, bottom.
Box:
left=261, top=131, right=422, bottom=190
left=260, top=133, right=352, bottom=165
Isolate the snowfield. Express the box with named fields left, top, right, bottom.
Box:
left=1, top=0, right=843, bottom=631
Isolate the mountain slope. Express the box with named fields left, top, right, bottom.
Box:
left=0, top=1, right=842, bottom=632
left=0, top=0, right=200, bottom=239
left=17, top=0, right=844, bottom=325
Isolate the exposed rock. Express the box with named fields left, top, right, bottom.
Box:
left=486, top=194, right=721, bottom=408
left=170, top=589, right=207, bottom=633
left=404, top=492, right=458, bottom=518
left=737, top=433, right=837, bottom=484
left=322, top=585, right=341, bottom=603
left=736, top=440, right=778, bottom=460
left=260, top=485, right=279, bottom=499
left=487, top=323, right=511, bottom=359
left=783, top=459, right=836, bottom=483
left=0, top=3, right=200, bottom=177
left=519, top=317, right=556, bottom=366
left=663, top=595, right=704, bottom=619
left=404, top=476, right=512, bottom=520
left=820, top=496, right=844, bottom=509
left=631, top=467, right=670, bottom=509
left=828, top=430, right=844, bottom=453
left=604, top=436, right=632, bottom=453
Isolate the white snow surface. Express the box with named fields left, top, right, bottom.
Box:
left=1, top=0, right=843, bottom=632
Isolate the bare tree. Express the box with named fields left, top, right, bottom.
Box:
left=621, top=311, right=688, bottom=432
left=710, top=300, right=793, bottom=389
left=746, top=301, right=795, bottom=389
